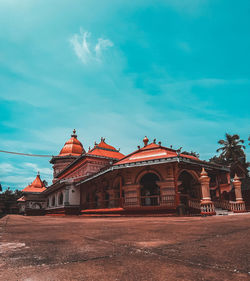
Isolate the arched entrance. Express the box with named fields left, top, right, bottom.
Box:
left=32, top=203, right=41, bottom=209
left=140, top=173, right=160, bottom=206
left=178, top=171, right=201, bottom=208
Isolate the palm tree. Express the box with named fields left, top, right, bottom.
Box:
left=216, top=134, right=248, bottom=177
left=216, top=134, right=246, bottom=163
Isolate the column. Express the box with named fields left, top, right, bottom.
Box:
left=233, top=174, right=243, bottom=201
left=156, top=180, right=175, bottom=208
left=123, top=184, right=140, bottom=208
left=64, top=186, right=70, bottom=206
left=96, top=191, right=105, bottom=208
left=107, top=189, right=114, bottom=208
left=199, top=168, right=215, bottom=215
left=233, top=174, right=246, bottom=212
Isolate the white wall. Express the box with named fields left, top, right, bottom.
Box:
left=68, top=186, right=80, bottom=205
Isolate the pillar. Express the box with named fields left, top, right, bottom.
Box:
left=64, top=186, right=70, bottom=206
left=96, top=191, right=105, bottom=208
left=156, top=180, right=175, bottom=208
left=233, top=174, right=243, bottom=201
left=200, top=168, right=211, bottom=201
left=199, top=168, right=215, bottom=215
left=232, top=174, right=246, bottom=212
left=123, top=184, right=140, bottom=208
left=107, top=189, right=117, bottom=208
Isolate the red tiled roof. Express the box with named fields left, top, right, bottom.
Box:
left=114, top=143, right=199, bottom=165
left=22, top=174, right=47, bottom=193
left=59, top=130, right=84, bottom=156
left=17, top=196, right=26, bottom=202
left=88, top=139, right=124, bottom=160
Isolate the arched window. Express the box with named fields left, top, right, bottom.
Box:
left=59, top=192, right=64, bottom=205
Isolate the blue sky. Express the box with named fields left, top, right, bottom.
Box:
left=0, top=0, right=249, bottom=190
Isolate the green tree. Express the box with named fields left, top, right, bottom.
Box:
left=214, top=133, right=248, bottom=177
left=216, top=133, right=245, bottom=161
left=42, top=180, right=48, bottom=187
left=182, top=151, right=200, bottom=158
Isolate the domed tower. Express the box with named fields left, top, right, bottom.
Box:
left=50, top=130, right=85, bottom=181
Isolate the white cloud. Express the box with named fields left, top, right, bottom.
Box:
left=24, top=162, right=52, bottom=175
left=0, top=163, right=15, bottom=174
left=70, top=29, right=113, bottom=64
left=95, top=38, right=114, bottom=59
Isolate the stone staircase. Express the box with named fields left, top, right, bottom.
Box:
left=215, top=207, right=234, bottom=216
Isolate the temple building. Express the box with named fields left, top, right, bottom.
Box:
left=17, top=173, right=47, bottom=215
left=18, top=130, right=246, bottom=216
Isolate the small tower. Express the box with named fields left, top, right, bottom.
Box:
left=50, top=130, right=85, bottom=181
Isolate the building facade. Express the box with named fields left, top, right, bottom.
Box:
left=18, top=130, right=246, bottom=216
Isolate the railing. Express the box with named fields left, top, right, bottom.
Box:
left=188, top=199, right=201, bottom=210
left=125, top=197, right=138, bottom=206
left=141, top=195, right=160, bottom=206
left=161, top=195, right=176, bottom=207
left=83, top=195, right=176, bottom=209
left=214, top=200, right=230, bottom=210
left=84, top=198, right=123, bottom=209
left=200, top=202, right=215, bottom=215
left=214, top=200, right=246, bottom=212
left=230, top=201, right=246, bottom=212
left=188, top=199, right=215, bottom=215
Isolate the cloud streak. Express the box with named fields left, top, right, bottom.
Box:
left=70, top=29, right=113, bottom=64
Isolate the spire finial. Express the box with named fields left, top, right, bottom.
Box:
left=143, top=136, right=149, bottom=146
left=37, top=171, right=40, bottom=176
left=234, top=174, right=240, bottom=181
left=200, top=167, right=208, bottom=176
left=71, top=129, right=77, bottom=137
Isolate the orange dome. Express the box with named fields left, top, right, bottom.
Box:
left=22, top=173, right=46, bottom=193
left=59, top=129, right=85, bottom=156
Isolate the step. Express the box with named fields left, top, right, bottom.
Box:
left=215, top=208, right=229, bottom=216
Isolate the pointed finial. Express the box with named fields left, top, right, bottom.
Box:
left=94, top=141, right=97, bottom=146
left=137, top=145, right=140, bottom=149
left=153, top=138, right=156, bottom=144
left=143, top=136, right=149, bottom=146
left=234, top=174, right=240, bottom=181
left=158, top=141, right=162, bottom=146
left=88, top=146, right=91, bottom=151
left=71, top=129, right=77, bottom=137
left=200, top=167, right=208, bottom=176
left=170, top=145, right=173, bottom=148
left=37, top=171, right=40, bottom=176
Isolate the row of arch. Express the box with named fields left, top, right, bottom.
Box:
left=84, top=169, right=202, bottom=208
left=48, top=192, right=64, bottom=207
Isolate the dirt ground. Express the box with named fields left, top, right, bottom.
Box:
left=0, top=214, right=250, bottom=281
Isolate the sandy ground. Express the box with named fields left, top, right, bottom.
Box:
left=0, top=214, right=250, bottom=281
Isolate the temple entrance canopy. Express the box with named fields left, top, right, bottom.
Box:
left=140, top=173, right=160, bottom=206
